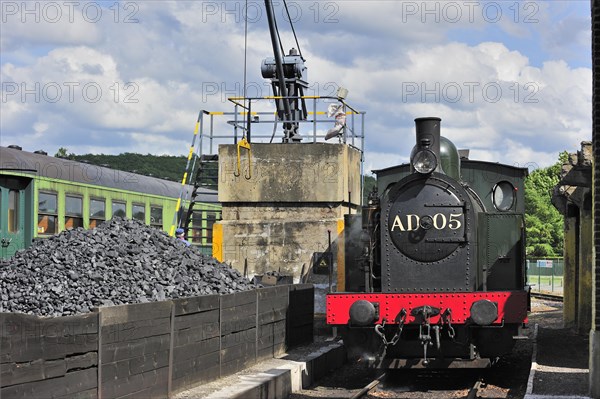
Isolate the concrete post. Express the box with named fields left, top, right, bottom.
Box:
left=564, top=210, right=578, bottom=328
left=592, top=141, right=599, bottom=398
left=580, top=194, right=594, bottom=334
left=552, top=143, right=592, bottom=332
left=591, top=1, right=600, bottom=394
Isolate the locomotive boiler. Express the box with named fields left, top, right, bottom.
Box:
left=326, top=117, right=529, bottom=368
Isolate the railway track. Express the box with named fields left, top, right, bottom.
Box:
left=347, top=369, right=488, bottom=399
left=531, top=292, right=563, bottom=302
left=349, top=373, right=386, bottom=399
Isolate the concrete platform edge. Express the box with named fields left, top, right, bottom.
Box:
left=525, top=323, right=539, bottom=397
left=202, top=342, right=346, bottom=399
left=524, top=323, right=592, bottom=399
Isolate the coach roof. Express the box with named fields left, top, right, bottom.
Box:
left=0, top=146, right=216, bottom=201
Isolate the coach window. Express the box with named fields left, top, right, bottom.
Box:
left=150, top=206, right=163, bottom=229
left=191, top=211, right=203, bottom=243
left=133, top=203, right=145, bottom=222
left=206, top=211, right=220, bottom=242
left=65, top=195, right=83, bottom=230
left=8, top=190, right=19, bottom=232
left=112, top=201, right=126, bottom=219
left=38, top=191, right=57, bottom=235
left=89, top=198, right=105, bottom=228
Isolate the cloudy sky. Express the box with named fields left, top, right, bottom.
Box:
left=0, top=0, right=592, bottom=173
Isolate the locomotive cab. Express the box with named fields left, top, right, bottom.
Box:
left=327, top=117, right=529, bottom=368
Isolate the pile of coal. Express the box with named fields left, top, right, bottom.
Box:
left=0, top=218, right=258, bottom=316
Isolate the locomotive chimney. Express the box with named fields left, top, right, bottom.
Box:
left=410, top=117, right=442, bottom=175
left=414, top=117, right=441, bottom=157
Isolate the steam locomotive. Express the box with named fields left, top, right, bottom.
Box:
left=326, top=117, right=529, bottom=368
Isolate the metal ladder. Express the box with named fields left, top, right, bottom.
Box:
left=181, top=154, right=220, bottom=254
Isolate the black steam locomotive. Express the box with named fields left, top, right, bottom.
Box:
left=326, top=117, right=529, bottom=368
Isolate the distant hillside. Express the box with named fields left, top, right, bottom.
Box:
left=72, top=153, right=187, bottom=182
left=62, top=149, right=376, bottom=202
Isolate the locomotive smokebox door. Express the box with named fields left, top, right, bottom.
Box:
left=381, top=172, right=476, bottom=292
left=387, top=176, right=466, bottom=263
left=312, top=251, right=333, bottom=275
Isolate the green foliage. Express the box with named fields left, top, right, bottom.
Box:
left=72, top=153, right=188, bottom=182
left=529, top=243, right=555, bottom=257
left=55, top=147, right=75, bottom=160
left=363, top=174, right=377, bottom=204
left=524, top=152, right=567, bottom=257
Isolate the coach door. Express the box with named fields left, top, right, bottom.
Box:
left=0, top=176, right=31, bottom=259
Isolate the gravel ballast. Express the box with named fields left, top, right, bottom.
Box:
left=0, top=218, right=258, bottom=316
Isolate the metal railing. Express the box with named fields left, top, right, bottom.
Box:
left=199, top=95, right=366, bottom=154
left=526, top=257, right=564, bottom=295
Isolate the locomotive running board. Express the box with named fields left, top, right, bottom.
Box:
left=370, top=358, right=492, bottom=369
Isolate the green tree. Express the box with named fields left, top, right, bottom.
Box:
left=363, top=174, right=377, bottom=204
left=54, top=147, right=75, bottom=159
left=524, top=152, right=568, bottom=256
left=72, top=153, right=188, bottom=181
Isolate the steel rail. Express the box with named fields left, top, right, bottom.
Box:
left=466, top=378, right=483, bottom=399
left=531, top=292, right=563, bottom=302
left=349, top=373, right=386, bottom=399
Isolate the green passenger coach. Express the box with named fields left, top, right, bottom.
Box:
left=0, top=146, right=220, bottom=259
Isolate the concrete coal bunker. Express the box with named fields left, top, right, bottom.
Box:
left=0, top=217, right=258, bottom=316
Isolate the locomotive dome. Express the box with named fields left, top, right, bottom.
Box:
left=439, top=136, right=460, bottom=180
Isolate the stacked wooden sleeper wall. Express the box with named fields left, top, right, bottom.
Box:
left=0, top=312, right=98, bottom=398
left=287, top=285, right=314, bottom=348
left=0, top=284, right=314, bottom=399
left=171, top=294, right=220, bottom=392
left=99, top=301, right=172, bottom=399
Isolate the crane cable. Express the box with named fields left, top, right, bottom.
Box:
left=283, top=0, right=303, bottom=59
left=243, top=0, right=248, bottom=123
left=236, top=0, right=251, bottom=179
left=268, top=0, right=286, bottom=57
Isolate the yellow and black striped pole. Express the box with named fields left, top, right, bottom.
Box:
left=169, top=111, right=203, bottom=236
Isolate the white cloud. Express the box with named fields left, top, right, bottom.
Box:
left=0, top=0, right=591, bottom=172
left=0, top=2, right=102, bottom=51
